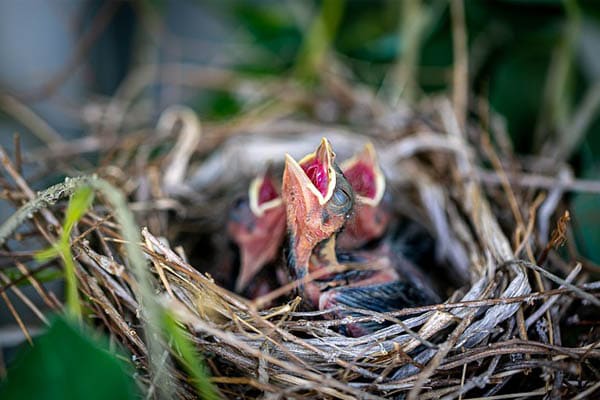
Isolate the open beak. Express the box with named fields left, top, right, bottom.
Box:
left=285, top=137, right=337, bottom=205
left=340, top=142, right=385, bottom=206
left=282, top=138, right=338, bottom=271
left=338, top=142, right=389, bottom=249
left=248, top=166, right=283, bottom=216
left=233, top=170, right=286, bottom=292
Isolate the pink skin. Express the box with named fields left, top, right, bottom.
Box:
left=282, top=139, right=348, bottom=281
left=301, top=157, right=329, bottom=197
left=342, top=161, right=377, bottom=198
left=227, top=174, right=286, bottom=293
left=283, top=139, right=424, bottom=337
left=337, top=200, right=391, bottom=249
left=229, top=144, right=355, bottom=298
left=338, top=146, right=390, bottom=249
left=230, top=142, right=394, bottom=321
left=231, top=143, right=389, bottom=294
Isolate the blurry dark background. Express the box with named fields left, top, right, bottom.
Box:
left=1, top=0, right=600, bottom=328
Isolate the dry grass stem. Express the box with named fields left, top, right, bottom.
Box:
left=0, top=68, right=597, bottom=399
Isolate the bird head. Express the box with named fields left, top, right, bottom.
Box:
left=338, top=142, right=390, bottom=249
left=282, top=138, right=354, bottom=275
left=227, top=168, right=286, bottom=292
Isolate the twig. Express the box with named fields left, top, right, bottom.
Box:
left=408, top=307, right=478, bottom=400
left=90, top=179, right=176, bottom=398
left=513, top=193, right=545, bottom=259
left=294, top=0, right=345, bottom=79
left=0, top=289, right=32, bottom=345
left=525, top=263, right=581, bottom=328
left=570, top=380, right=600, bottom=400
left=0, top=270, right=49, bottom=325
left=438, top=339, right=593, bottom=371
left=558, top=79, right=600, bottom=160
left=450, top=0, right=468, bottom=129
left=0, top=174, right=176, bottom=397
left=285, top=285, right=600, bottom=329
left=14, top=259, right=59, bottom=309
left=0, top=175, right=92, bottom=246
left=0, top=95, right=63, bottom=143
left=461, top=388, right=547, bottom=400
left=475, top=167, right=600, bottom=193
left=167, top=298, right=386, bottom=400
left=13, top=134, right=22, bottom=174
left=505, top=260, right=600, bottom=307
left=159, top=106, right=203, bottom=196
left=384, top=0, right=430, bottom=103
left=0, top=145, right=60, bottom=227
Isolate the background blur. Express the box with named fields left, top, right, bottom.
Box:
left=1, top=0, right=599, bottom=323
left=2, top=2, right=600, bottom=397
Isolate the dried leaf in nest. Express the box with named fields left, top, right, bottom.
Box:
left=549, top=210, right=570, bottom=249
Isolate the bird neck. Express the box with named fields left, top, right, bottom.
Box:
left=287, top=223, right=340, bottom=280
left=310, top=235, right=339, bottom=272
left=287, top=228, right=313, bottom=280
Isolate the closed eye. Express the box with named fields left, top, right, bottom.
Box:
left=233, top=197, right=247, bottom=209
left=328, top=185, right=353, bottom=218
left=331, top=188, right=350, bottom=207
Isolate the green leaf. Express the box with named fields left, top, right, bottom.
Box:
left=192, top=90, right=242, bottom=121
left=295, top=0, right=346, bottom=80
left=4, top=267, right=63, bottom=286
left=0, top=317, right=137, bottom=400
left=162, top=311, right=219, bottom=400
left=231, top=2, right=302, bottom=70
left=34, top=246, right=60, bottom=262
left=64, top=186, right=94, bottom=235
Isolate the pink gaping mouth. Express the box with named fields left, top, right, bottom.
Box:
left=301, top=158, right=329, bottom=197
left=258, top=177, right=279, bottom=205
left=343, top=161, right=376, bottom=199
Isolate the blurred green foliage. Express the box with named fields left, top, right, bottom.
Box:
left=162, top=310, right=220, bottom=400
left=199, top=0, right=600, bottom=264
left=193, top=89, right=242, bottom=120
left=0, top=317, right=137, bottom=400
left=35, top=186, right=95, bottom=319
left=3, top=179, right=219, bottom=399
left=573, top=189, right=600, bottom=264
left=198, top=0, right=598, bottom=154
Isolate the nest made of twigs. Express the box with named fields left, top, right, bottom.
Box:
left=1, top=80, right=598, bottom=399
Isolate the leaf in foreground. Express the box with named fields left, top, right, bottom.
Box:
left=0, top=317, right=137, bottom=400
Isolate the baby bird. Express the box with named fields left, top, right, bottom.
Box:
left=338, top=142, right=391, bottom=250
left=227, top=168, right=286, bottom=293
left=228, top=143, right=390, bottom=295
left=282, top=138, right=434, bottom=336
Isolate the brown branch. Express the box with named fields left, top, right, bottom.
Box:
left=450, top=0, right=468, bottom=129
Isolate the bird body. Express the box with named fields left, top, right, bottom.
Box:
left=282, top=138, right=436, bottom=336
left=228, top=142, right=394, bottom=296
left=227, top=138, right=438, bottom=335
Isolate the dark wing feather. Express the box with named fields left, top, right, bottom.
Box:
left=327, top=279, right=430, bottom=313
left=326, top=280, right=430, bottom=335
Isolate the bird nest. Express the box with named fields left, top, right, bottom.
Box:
left=0, top=80, right=597, bottom=399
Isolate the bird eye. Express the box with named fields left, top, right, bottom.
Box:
left=327, top=169, right=355, bottom=217
left=232, top=197, right=248, bottom=210
left=331, top=187, right=350, bottom=207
